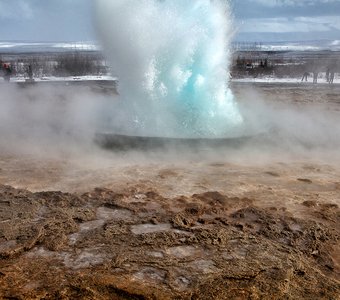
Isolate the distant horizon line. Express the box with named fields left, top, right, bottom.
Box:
left=0, top=38, right=338, bottom=44
left=0, top=39, right=97, bottom=44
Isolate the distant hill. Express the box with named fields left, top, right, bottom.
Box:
left=233, top=39, right=340, bottom=52
left=0, top=41, right=99, bottom=54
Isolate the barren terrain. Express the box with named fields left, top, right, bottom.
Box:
left=0, top=83, right=339, bottom=299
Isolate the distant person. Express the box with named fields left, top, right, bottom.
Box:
left=326, top=68, right=330, bottom=83
left=27, top=64, right=33, bottom=81
left=264, top=59, right=268, bottom=68
left=329, top=70, right=335, bottom=84
left=301, top=72, right=309, bottom=82
left=0, top=60, right=3, bottom=78
left=3, top=63, right=12, bottom=82
left=312, top=71, right=318, bottom=84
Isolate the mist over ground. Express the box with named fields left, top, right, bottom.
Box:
left=0, top=82, right=339, bottom=167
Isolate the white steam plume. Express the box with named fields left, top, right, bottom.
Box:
left=95, top=0, right=242, bottom=138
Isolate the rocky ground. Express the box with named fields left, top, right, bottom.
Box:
left=0, top=179, right=339, bottom=299
left=0, top=83, right=339, bottom=299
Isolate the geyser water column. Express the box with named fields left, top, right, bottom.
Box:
left=95, top=0, right=243, bottom=138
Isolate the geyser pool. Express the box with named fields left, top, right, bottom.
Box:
left=95, top=0, right=242, bottom=138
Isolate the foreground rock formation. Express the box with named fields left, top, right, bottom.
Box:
left=0, top=184, right=339, bottom=299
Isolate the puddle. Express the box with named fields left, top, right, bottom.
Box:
left=68, top=207, right=133, bottom=245
left=172, top=229, right=194, bottom=236
left=79, top=219, right=105, bottom=232
left=222, top=246, right=248, bottom=260
left=133, top=267, right=166, bottom=284
left=0, top=240, right=17, bottom=253
left=27, top=247, right=105, bottom=270
left=147, top=251, right=164, bottom=258
left=131, top=223, right=171, bottom=235
left=23, top=282, right=41, bottom=291
left=130, top=194, right=147, bottom=203
left=68, top=233, right=80, bottom=245
left=188, top=259, right=220, bottom=274
left=289, top=223, right=303, bottom=232
left=62, top=249, right=105, bottom=269
left=144, top=202, right=163, bottom=211
left=173, top=276, right=191, bottom=291
left=26, top=247, right=55, bottom=259
left=97, top=207, right=132, bottom=221
left=166, top=246, right=204, bottom=259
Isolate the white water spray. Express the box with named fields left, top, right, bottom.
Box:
left=95, top=0, right=242, bottom=137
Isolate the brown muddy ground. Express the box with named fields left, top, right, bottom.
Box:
left=0, top=83, right=339, bottom=299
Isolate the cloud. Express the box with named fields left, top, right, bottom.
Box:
left=231, top=0, right=340, bottom=19
left=240, top=15, right=340, bottom=33
left=252, top=0, right=340, bottom=7
left=296, top=16, right=340, bottom=30
left=0, top=0, right=34, bottom=20
left=0, top=0, right=94, bottom=41
left=231, top=0, right=340, bottom=41
left=0, top=0, right=338, bottom=43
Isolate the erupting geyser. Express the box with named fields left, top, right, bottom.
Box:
left=95, top=0, right=242, bottom=137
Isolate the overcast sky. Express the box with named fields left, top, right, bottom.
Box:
left=0, top=0, right=339, bottom=43
left=231, top=0, right=340, bottom=42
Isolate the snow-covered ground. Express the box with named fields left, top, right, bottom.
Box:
left=233, top=39, right=340, bottom=52
left=1, top=39, right=340, bottom=54
left=232, top=72, right=340, bottom=84
left=0, top=75, right=117, bottom=83
left=0, top=74, right=338, bottom=85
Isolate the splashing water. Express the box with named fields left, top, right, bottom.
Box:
left=95, top=0, right=243, bottom=138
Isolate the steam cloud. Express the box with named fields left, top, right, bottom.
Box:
left=0, top=85, right=112, bottom=157
left=1, top=82, right=340, bottom=164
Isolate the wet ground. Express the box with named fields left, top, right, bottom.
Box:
left=0, top=83, right=339, bottom=299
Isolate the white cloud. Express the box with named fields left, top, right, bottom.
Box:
left=238, top=15, right=340, bottom=33
left=252, top=0, right=339, bottom=7
left=295, top=16, right=340, bottom=30
left=0, top=0, right=33, bottom=20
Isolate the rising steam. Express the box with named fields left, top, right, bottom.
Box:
left=95, top=0, right=242, bottom=138
left=0, top=1, right=339, bottom=165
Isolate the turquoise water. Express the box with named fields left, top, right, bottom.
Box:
left=96, top=0, right=243, bottom=137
